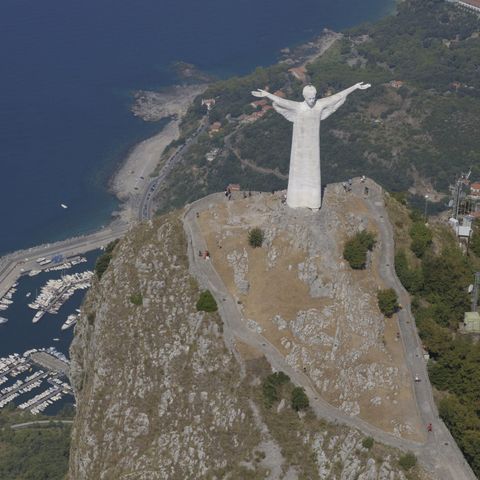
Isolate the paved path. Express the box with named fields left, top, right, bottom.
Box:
left=182, top=187, right=476, bottom=480
left=10, top=420, right=73, bottom=430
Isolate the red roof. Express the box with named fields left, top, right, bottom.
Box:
left=470, top=182, right=480, bottom=190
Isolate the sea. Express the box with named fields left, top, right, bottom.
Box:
left=0, top=0, right=394, bottom=412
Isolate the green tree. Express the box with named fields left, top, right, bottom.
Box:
left=377, top=288, right=398, bottom=317
left=196, top=290, right=218, bottom=312
left=291, top=387, right=309, bottom=411
left=129, top=293, right=143, bottom=306
left=248, top=228, right=265, bottom=248
left=362, top=437, right=374, bottom=449
left=343, top=231, right=376, bottom=269
left=94, top=239, right=120, bottom=279
left=409, top=221, right=432, bottom=258
left=395, top=250, right=423, bottom=293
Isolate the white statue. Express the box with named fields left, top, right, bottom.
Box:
left=252, top=82, right=371, bottom=209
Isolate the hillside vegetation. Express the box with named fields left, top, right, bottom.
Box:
left=155, top=0, right=480, bottom=213
left=387, top=195, right=480, bottom=477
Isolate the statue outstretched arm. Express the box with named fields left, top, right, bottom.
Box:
left=319, top=82, right=371, bottom=120
left=252, top=89, right=298, bottom=122
left=251, top=89, right=298, bottom=109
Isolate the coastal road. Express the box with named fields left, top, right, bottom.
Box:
left=0, top=221, right=129, bottom=299
left=10, top=420, right=73, bottom=430
left=182, top=189, right=476, bottom=480
left=139, top=121, right=208, bottom=221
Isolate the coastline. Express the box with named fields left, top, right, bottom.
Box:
left=110, top=84, right=207, bottom=222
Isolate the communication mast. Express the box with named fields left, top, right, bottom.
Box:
left=450, top=169, right=471, bottom=219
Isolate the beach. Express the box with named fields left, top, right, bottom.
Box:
left=111, top=84, right=207, bottom=222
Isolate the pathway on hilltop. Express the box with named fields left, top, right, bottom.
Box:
left=182, top=184, right=476, bottom=480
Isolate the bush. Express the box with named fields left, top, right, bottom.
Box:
left=362, top=437, right=374, bottom=449
left=129, top=293, right=143, bottom=306
left=262, top=381, right=279, bottom=408
left=196, top=290, right=218, bottom=312
left=409, top=221, right=432, bottom=258
left=395, top=250, right=423, bottom=293
left=343, top=231, right=376, bottom=269
left=377, top=288, right=398, bottom=317
left=248, top=228, right=264, bottom=248
left=399, top=452, right=417, bottom=471
left=94, top=239, right=120, bottom=279
left=262, top=371, right=290, bottom=408
left=291, top=387, right=309, bottom=411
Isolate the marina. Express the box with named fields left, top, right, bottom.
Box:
left=28, top=270, right=93, bottom=323
left=0, top=348, right=73, bottom=414
left=0, top=250, right=99, bottom=415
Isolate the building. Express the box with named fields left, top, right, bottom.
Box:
left=470, top=182, right=480, bottom=196
left=250, top=99, right=268, bottom=109
left=461, top=312, right=480, bottom=333
left=288, top=66, right=307, bottom=83
left=466, top=182, right=480, bottom=217
left=450, top=0, right=480, bottom=13
left=389, top=80, right=404, bottom=89
left=209, top=122, right=222, bottom=135
left=201, top=98, right=216, bottom=111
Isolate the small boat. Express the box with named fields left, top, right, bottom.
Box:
left=26, top=292, right=31, bottom=298
left=0, top=317, right=8, bottom=325
left=61, top=314, right=77, bottom=330
left=32, top=311, right=45, bottom=323
left=61, top=204, right=68, bottom=209
left=52, top=338, right=60, bottom=342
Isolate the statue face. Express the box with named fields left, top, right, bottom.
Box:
left=302, top=85, right=317, bottom=108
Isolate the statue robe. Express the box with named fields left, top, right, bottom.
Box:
left=271, top=92, right=348, bottom=209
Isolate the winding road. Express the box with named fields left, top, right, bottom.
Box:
left=182, top=184, right=476, bottom=480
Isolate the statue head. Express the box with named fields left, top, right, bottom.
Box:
left=302, top=85, right=317, bottom=108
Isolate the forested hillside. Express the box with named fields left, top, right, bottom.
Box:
left=387, top=195, right=480, bottom=477
left=155, top=0, right=480, bottom=212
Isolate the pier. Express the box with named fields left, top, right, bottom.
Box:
left=29, top=352, right=69, bottom=376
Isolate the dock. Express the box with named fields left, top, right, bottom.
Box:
left=29, top=352, right=69, bottom=376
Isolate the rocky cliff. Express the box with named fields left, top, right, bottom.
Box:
left=69, top=208, right=430, bottom=479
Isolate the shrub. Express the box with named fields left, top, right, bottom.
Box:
left=129, top=293, right=143, bottom=306
left=248, top=228, right=264, bottom=248
left=362, top=437, right=374, bottom=449
left=377, top=288, right=398, bottom=317
left=94, top=239, right=120, bottom=279
left=399, top=452, right=417, bottom=471
left=262, top=371, right=290, bottom=408
left=343, top=231, right=376, bottom=269
left=409, top=221, right=432, bottom=258
left=196, top=290, right=218, bottom=312
left=262, top=381, right=279, bottom=408
left=267, top=371, right=290, bottom=386
left=395, top=250, right=423, bottom=293
left=291, top=387, right=309, bottom=411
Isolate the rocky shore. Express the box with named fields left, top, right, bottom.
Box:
left=110, top=84, right=207, bottom=221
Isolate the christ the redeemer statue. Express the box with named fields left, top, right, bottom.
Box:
left=252, top=82, right=370, bottom=209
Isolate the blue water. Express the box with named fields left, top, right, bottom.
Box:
left=0, top=0, right=394, bottom=256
